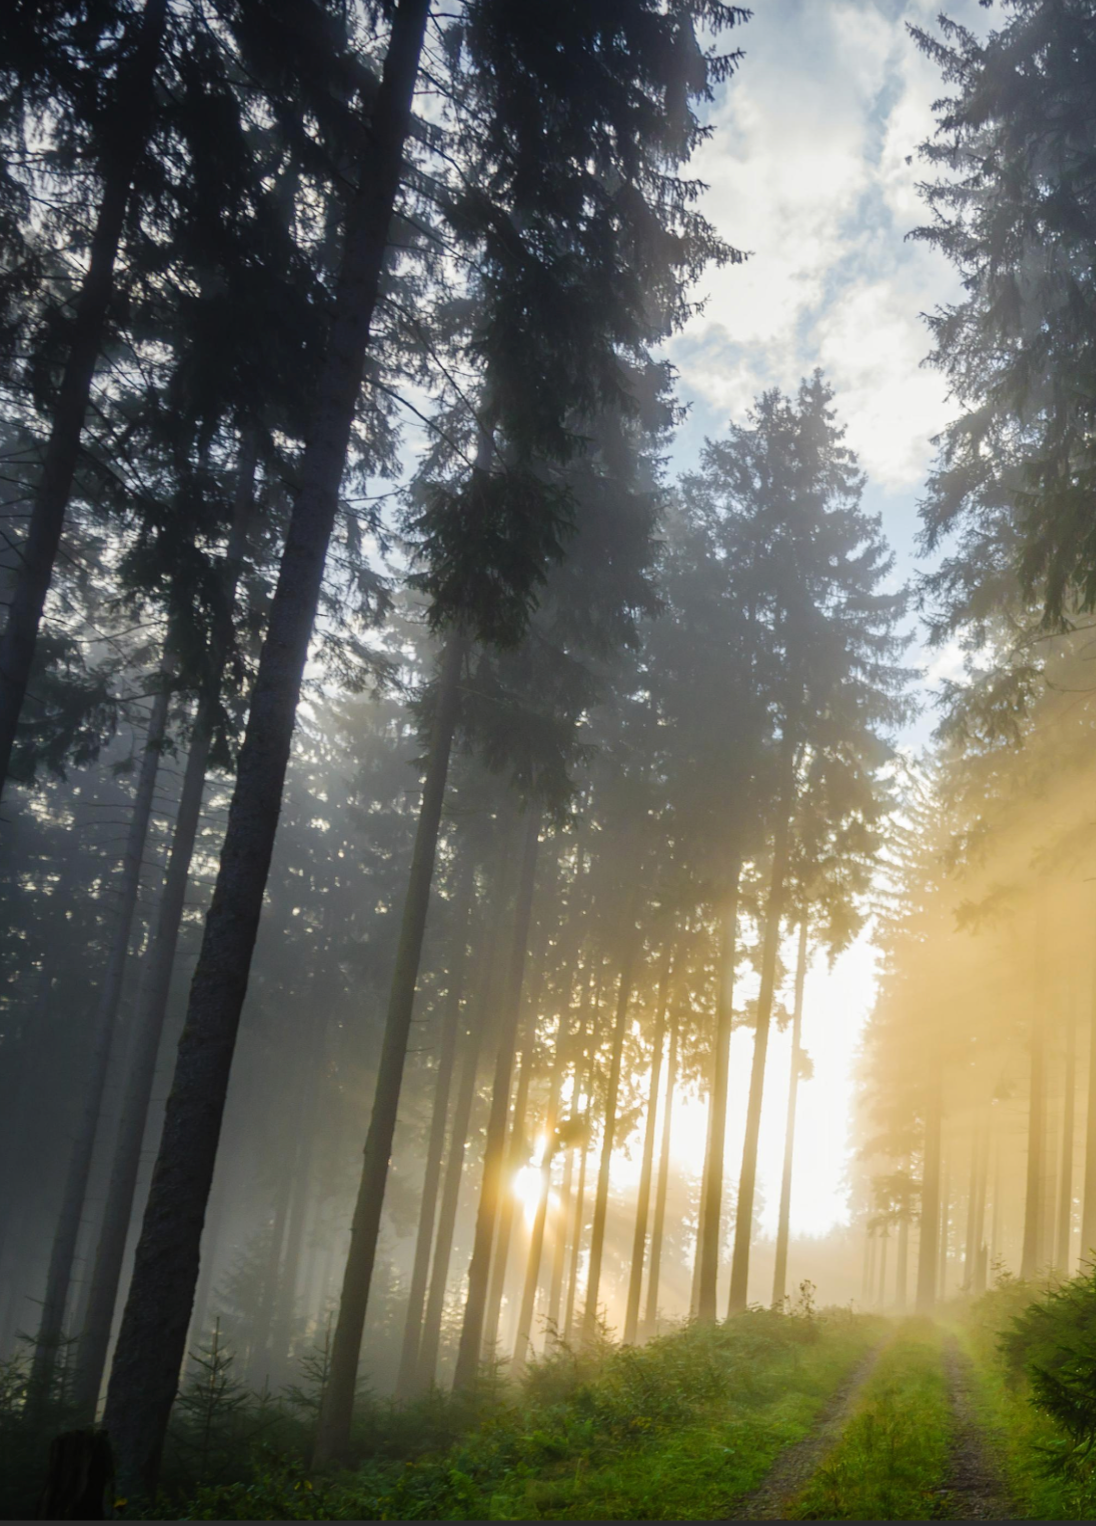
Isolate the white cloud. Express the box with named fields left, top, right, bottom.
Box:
left=669, top=0, right=976, bottom=492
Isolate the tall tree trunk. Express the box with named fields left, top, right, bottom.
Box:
left=270, top=1102, right=315, bottom=1372
left=938, top=1164, right=950, bottom=1298
left=512, top=1007, right=570, bottom=1372
left=1082, top=935, right=1096, bottom=1261
left=973, top=1113, right=990, bottom=1294
left=483, top=1018, right=537, bottom=1359
left=452, top=810, right=540, bottom=1392
left=896, top=1213, right=909, bottom=1310
left=395, top=860, right=475, bottom=1398
left=249, top=1167, right=294, bottom=1384
left=71, top=445, right=256, bottom=1423
left=728, top=752, right=795, bottom=1315
left=0, top=0, right=169, bottom=791
left=916, top=1060, right=942, bottom=1311
left=28, top=681, right=170, bottom=1415
left=314, top=629, right=466, bottom=1464
left=877, top=1230, right=889, bottom=1309
left=697, top=879, right=739, bottom=1322
left=1056, top=1005, right=1076, bottom=1275
left=546, top=1142, right=574, bottom=1343
left=415, top=827, right=517, bottom=1393
left=103, top=10, right=433, bottom=1492
left=582, top=928, right=641, bottom=1343
left=644, top=1005, right=679, bottom=1338
left=623, top=944, right=673, bottom=1344
left=1021, top=992, right=1048, bottom=1279
left=771, top=917, right=809, bottom=1309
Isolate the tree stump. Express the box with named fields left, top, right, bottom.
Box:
left=38, top=1429, right=114, bottom=1520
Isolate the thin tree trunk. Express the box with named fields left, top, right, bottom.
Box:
left=249, top=1169, right=294, bottom=1383
left=512, top=1010, right=570, bottom=1372
left=416, top=826, right=517, bottom=1393
left=644, top=1005, right=679, bottom=1338
left=697, top=879, right=739, bottom=1323
left=314, top=629, right=466, bottom=1464
left=1056, top=1005, right=1076, bottom=1275
left=582, top=927, right=641, bottom=1343
left=728, top=750, right=796, bottom=1315
left=1022, top=990, right=1048, bottom=1279
left=0, top=0, right=169, bottom=791
left=483, top=1018, right=537, bottom=1359
left=270, top=1100, right=315, bottom=1371
left=691, top=1077, right=715, bottom=1319
left=916, top=1060, right=942, bottom=1311
left=896, top=1213, right=909, bottom=1310
left=973, top=1114, right=990, bottom=1294
left=29, top=681, right=170, bottom=1414
left=71, top=445, right=257, bottom=1422
left=395, top=859, right=475, bottom=1398
left=1082, top=932, right=1096, bottom=1260
left=963, top=1121, right=980, bottom=1292
left=772, top=917, right=809, bottom=1309
left=877, top=1231, right=888, bottom=1309
left=452, top=809, right=540, bottom=1392
left=938, top=1165, right=950, bottom=1298
left=103, top=10, right=434, bottom=1491
left=561, top=973, right=601, bottom=1346
left=623, top=944, right=673, bottom=1344
left=547, top=1143, right=573, bottom=1343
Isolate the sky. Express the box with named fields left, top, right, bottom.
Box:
left=653, top=0, right=986, bottom=1257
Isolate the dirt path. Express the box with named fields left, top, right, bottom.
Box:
left=725, top=1341, right=886, bottom=1521
left=932, top=1335, right=1014, bottom=1521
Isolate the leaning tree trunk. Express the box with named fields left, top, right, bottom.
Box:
left=1056, top=1005, right=1076, bottom=1275
left=394, top=860, right=475, bottom=1399
left=102, top=6, right=432, bottom=1496
left=697, top=878, right=739, bottom=1323
left=582, top=929, right=641, bottom=1343
left=313, top=630, right=466, bottom=1464
left=415, top=825, right=518, bottom=1393
left=623, top=944, right=673, bottom=1344
left=916, top=1058, right=942, bottom=1311
left=71, top=445, right=257, bottom=1422
left=452, top=809, right=540, bottom=1392
left=771, top=917, right=809, bottom=1309
left=728, top=753, right=795, bottom=1316
left=28, top=680, right=170, bottom=1417
left=0, top=0, right=168, bottom=792
left=644, top=1004, right=679, bottom=1338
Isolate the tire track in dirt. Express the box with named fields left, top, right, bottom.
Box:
left=725, top=1339, right=887, bottom=1521
left=931, top=1334, right=1014, bottom=1521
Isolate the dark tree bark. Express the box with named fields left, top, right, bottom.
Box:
left=71, top=445, right=256, bottom=1422
left=728, top=752, right=795, bottom=1315
left=394, top=859, right=475, bottom=1399
left=771, top=917, right=809, bottom=1309
left=644, top=1004, right=679, bottom=1338
left=102, top=5, right=432, bottom=1495
left=582, top=931, right=640, bottom=1342
left=0, top=0, right=169, bottom=791
left=546, top=1142, right=573, bottom=1343
left=696, top=879, right=739, bottom=1322
left=623, top=944, right=673, bottom=1343
left=1056, top=1005, right=1076, bottom=1275
left=314, top=628, right=466, bottom=1464
left=916, top=1059, right=942, bottom=1311
left=452, top=809, right=541, bottom=1392
left=511, top=1011, right=568, bottom=1372
left=29, top=681, right=170, bottom=1415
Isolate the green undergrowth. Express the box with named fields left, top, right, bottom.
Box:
left=958, top=1272, right=1096, bottom=1521
left=790, top=1318, right=951, bottom=1521
left=174, top=1306, right=883, bottom=1521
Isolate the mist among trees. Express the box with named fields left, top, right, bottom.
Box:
left=5, top=1, right=1096, bottom=1520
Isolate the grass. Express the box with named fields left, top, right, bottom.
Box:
left=174, top=1307, right=883, bottom=1521
left=789, top=1318, right=952, bottom=1521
